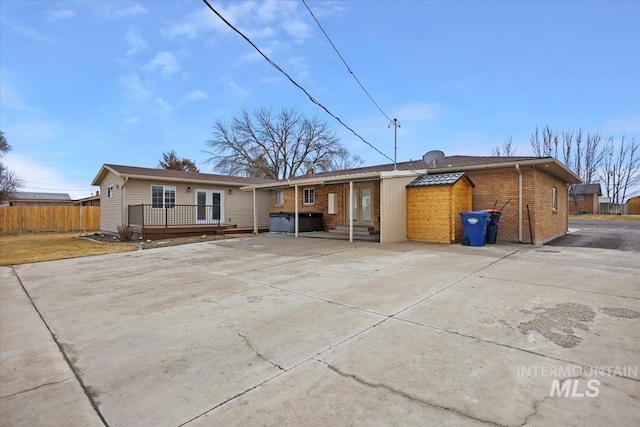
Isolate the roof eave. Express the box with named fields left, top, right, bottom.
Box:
left=427, top=158, right=582, bottom=184
left=241, top=171, right=383, bottom=191
left=92, top=165, right=261, bottom=187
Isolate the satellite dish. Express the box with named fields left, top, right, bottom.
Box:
left=423, top=150, right=445, bottom=168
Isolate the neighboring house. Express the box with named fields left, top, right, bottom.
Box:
left=626, top=196, right=640, bottom=215
left=75, top=191, right=101, bottom=206
left=5, top=192, right=74, bottom=206
left=242, top=155, right=581, bottom=245
left=569, top=183, right=602, bottom=214
left=91, top=164, right=275, bottom=239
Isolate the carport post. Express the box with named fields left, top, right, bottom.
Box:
left=349, top=181, right=353, bottom=243
left=252, top=188, right=258, bottom=234
left=294, top=184, right=299, bottom=238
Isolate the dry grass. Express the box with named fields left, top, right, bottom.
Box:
left=569, top=214, right=640, bottom=222
left=0, top=232, right=137, bottom=266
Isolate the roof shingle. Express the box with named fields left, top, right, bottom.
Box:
left=104, top=164, right=278, bottom=185
left=406, top=172, right=471, bottom=188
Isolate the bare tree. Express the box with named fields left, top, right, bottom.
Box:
left=0, top=131, right=24, bottom=204
left=0, top=131, right=9, bottom=155
left=582, top=131, right=606, bottom=184
left=530, top=125, right=557, bottom=157
left=561, top=130, right=573, bottom=169
left=205, top=107, right=346, bottom=179
left=599, top=137, right=640, bottom=205
left=158, top=150, right=199, bottom=172
left=319, top=148, right=364, bottom=172
left=491, top=137, right=517, bottom=157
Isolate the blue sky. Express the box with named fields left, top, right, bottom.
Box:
left=1, top=0, right=639, bottom=198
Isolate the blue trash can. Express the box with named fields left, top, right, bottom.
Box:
left=459, top=211, right=490, bottom=246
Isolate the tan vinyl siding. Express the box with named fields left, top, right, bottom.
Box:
left=121, top=178, right=270, bottom=229
left=228, top=189, right=271, bottom=228
left=100, top=171, right=124, bottom=234
left=379, top=176, right=416, bottom=243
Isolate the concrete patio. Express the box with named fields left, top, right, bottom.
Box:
left=1, top=235, right=638, bottom=426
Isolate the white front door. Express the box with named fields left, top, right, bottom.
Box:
left=345, top=184, right=374, bottom=226
left=195, top=190, right=224, bottom=224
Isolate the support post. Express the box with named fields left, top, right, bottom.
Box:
left=516, top=164, right=523, bottom=243
left=349, top=181, right=353, bottom=243
left=252, top=188, right=258, bottom=234
left=294, top=185, right=299, bottom=238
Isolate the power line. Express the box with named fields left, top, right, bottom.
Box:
left=200, top=0, right=394, bottom=164
left=302, top=0, right=393, bottom=124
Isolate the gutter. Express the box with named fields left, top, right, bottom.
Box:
left=515, top=164, right=522, bottom=243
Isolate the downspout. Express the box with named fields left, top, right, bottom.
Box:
left=252, top=188, right=257, bottom=234
left=515, top=165, right=522, bottom=243
left=349, top=181, right=353, bottom=243
left=121, top=177, right=129, bottom=227
left=294, top=185, right=299, bottom=238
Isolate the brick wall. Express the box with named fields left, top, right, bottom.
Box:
left=466, top=168, right=526, bottom=243
left=569, top=194, right=599, bottom=214
left=531, top=170, right=568, bottom=244
left=466, top=167, right=568, bottom=244
left=271, top=181, right=380, bottom=231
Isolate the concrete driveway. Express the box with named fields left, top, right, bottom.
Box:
left=1, top=235, right=639, bottom=426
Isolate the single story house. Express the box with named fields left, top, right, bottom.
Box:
left=241, top=155, right=581, bottom=245
left=569, top=183, right=602, bottom=214
left=4, top=192, right=74, bottom=206
left=91, top=164, right=275, bottom=240
left=75, top=191, right=101, bottom=207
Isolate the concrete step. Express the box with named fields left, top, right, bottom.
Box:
left=302, top=232, right=380, bottom=242
left=330, top=225, right=379, bottom=235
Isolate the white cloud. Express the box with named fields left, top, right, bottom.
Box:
left=220, top=78, right=249, bottom=99
left=0, top=81, right=29, bottom=110
left=124, top=28, right=147, bottom=56
left=153, top=97, right=173, bottom=116
left=9, top=120, right=60, bottom=143
left=606, top=115, right=640, bottom=134
left=13, top=25, right=49, bottom=44
left=182, top=90, right=209, bottom=102
left=162, top=8, right=228, bottom=39
left=145, top=51, right=179, bottom=76
left=286, top=56, right=310, bottom=79
left=4, top=153, right=95, bottom=199
left=120, top=72, right=151, bottom=101
left=308, top=1, right=346, bottom=19
left=123, top=116, right=140, bottom=124
left=112, top=4, right=147, bottom=19
left=393, top=102, right=439, bottom=122
left=163, top=2, right=311, bottom=44
left=281, top=19, right=311, bottom=43
left=47, top=9, right=76, bottom=22
left=259, top=76, right=282, bottom=84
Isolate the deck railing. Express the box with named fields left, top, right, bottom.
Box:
left=128, top=204, right=221, bottom=227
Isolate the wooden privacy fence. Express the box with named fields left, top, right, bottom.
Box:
left=0, top=206, right=100, bottom=234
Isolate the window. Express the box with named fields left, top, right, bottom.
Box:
left=552, top=187, right=558, bottom=211
left=274, top=190, right=283, bottom=206
left=151, top=185, right=176, bottom=208
left=303, top=188, right=315, bottom=205
left=107, top=186, right=114, bottom=198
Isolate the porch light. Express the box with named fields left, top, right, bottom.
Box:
left=187, top=186, right=192, bottom=192
left=228, top=189, right=233, bottom=195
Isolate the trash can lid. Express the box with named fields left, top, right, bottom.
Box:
left=484, top=209, right=502, bottom=214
